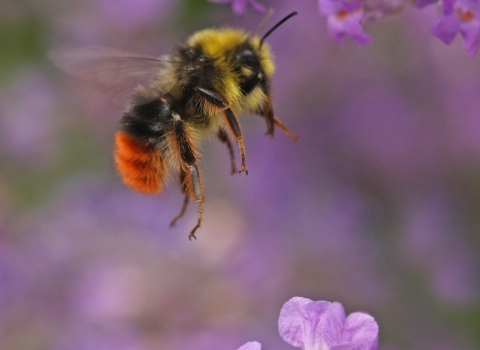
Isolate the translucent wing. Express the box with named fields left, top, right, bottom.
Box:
left=49, top=46, right=170, bottom=99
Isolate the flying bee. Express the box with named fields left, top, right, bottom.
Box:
left=51, top=12, right=298, bottom=239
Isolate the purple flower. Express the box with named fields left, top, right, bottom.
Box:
left=237, top=341, right=262, bottom=350
left=207, top=0, right=267, bottom=16
left=319, top=0, right=373, bottom=45
left=363, top=0, right=408, bottom=19
left=415, top=0, right=439, bottom=8
left=432, top=0, right=480, bottom=56
left=278, top=297, right=379, bottom=350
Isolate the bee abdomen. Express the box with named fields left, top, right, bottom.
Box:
left=114, top=131, right=167, bottom=194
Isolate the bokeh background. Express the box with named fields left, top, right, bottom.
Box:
left=1, top=0, right=479, bottom=349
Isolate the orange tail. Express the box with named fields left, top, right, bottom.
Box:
left=114, top=131, right=167, bottom=194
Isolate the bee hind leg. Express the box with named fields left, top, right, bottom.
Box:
left=186, top=165, right=204, bottom=240
left=169, top=172, right=190, bottom=228
left=169, top=168, right=204, bottom=241
left=218, top=128, right=237, bottom=174
left=171, top=111, right=205, bottom=239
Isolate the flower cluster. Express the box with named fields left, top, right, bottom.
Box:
left=319, top=0, right=373, bottom=46
left=208, top=0, right=480, bottom=55
left=431, top=0, right=480, bottom=55
left=207, top=0, right=266, bottom=16
left=239, top=297, right=379, bottom=350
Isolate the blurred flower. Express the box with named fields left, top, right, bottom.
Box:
left=237, top=341, right=262, bottom=350
left=363, top=0, right=408, bottom=19
left=278, top=297, right=379, bottom=350
left=318, top=0, right=372, bottom=45
left=51, top=0, right=177, bottom=44
left=415, top=0, right=439, bottom=8
left=55, top=327, right=147, bottom=350
left=0, top=72, right=59, bottom=164
left=432, top=0, right=480, bottom=56
left=443, top=81, right=480, bottom=160
left=165, top=331, right=268, bottom=350
left=0, top=178, right=284, bottom=349
left=96, top=0, right=168, bottom=28
left=327, top=84, right=441, bottom=183
left=207, top=0, right=267, bottom=16
left=400, top=192, right=480, bottom=305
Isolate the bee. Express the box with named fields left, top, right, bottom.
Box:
left=51, top=12, right=298, bottom=240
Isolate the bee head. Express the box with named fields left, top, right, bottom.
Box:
left=232, top=40, right=272, bottom=96
left=234, top=12, right=298, bottom=96
left=181, top=13, right=297, bottom=103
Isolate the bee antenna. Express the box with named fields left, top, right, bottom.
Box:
left=259, top=11, right=298, bottom=48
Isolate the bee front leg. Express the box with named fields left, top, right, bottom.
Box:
left=193, top=87, right=248, bottom=175
left=262, top=95, right=275, bottom=138
left=172, top=112, right=204, bottom=240
left=258, top=98, right=298, bottom=142
left=271, top=117, right=298, bottom=142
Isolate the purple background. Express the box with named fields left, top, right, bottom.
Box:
left=0, top=0, right=479, bottom=349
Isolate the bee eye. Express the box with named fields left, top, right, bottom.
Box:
left=236, top=49, right=254, bottom=61
left=182, top=46, right=204, bottom=62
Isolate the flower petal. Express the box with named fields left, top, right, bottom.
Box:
left=321, top=0, right=373, bottom=46
left=278, top=297, right=335, bottom=349
left=415, top=0, right=438, bottom=8
left=232, top=0, right=248, bottom=15
left=340, top=312, right=379, bottom=350
left=207, top=0, right=267, bottom=15
left=237, top=341, right=262, bottom=350
left=432, top=15, right=460, bottom=44
left=249, top=0, right=267, bottom=13
left=460, top=20, right=480, bottom=56
left=330, top=302, right=347, bottom=343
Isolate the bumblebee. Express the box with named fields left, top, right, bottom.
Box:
left=51, top=12, right=298, bottom=239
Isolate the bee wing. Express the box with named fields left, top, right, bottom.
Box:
left=49, top=46, right=171, bottom=101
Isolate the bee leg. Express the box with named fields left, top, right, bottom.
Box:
left=172, top=113, right=202, bottom=200
left=193, top=87, right=248, bottom=175
left=170, top=170, right=191, bottom=227
left=172, top=112, right=197, bottom=166
left=272, top=117, right=298, bottom=142
left=217, top=128, right=237, bottom=174
left=258, top=99, right=298, bottom=142
left=172, top=112, right=204, bottom=239
left=262, top=96, right=276, bottom=138
left=170, top=193, right=190, bottom=227
left=195, top=87, right=229, bottom=108
left=224, top=108, right=248, bottom=175
left=186, top=165, right=204, bottom=240
left=171, top=166, right=204, bottom=240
